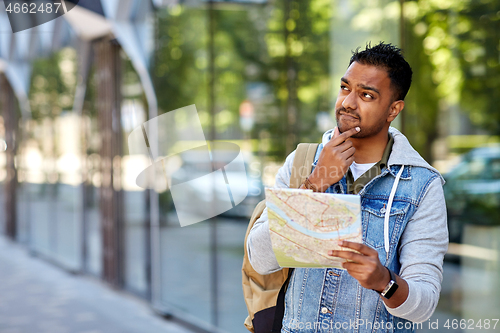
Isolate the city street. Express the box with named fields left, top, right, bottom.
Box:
left=0, top=236, right=196, bottom=333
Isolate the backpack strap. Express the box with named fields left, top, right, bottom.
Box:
left=271, top=268, right=294, bottom=332
left=290, top=143, right=319, bottom=188
left=272, top=142, right=319, bottom=332
left=242, top=142, right=320, bottom=333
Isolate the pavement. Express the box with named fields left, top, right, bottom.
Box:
left=0, top=236, right=197, bottom=333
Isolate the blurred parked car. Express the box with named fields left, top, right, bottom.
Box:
left=443, top=145, right=500, bottom=243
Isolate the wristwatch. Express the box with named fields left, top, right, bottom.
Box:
left=376, top=268, right=399, bottom=299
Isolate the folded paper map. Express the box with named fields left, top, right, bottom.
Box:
left=266, top=188, right=362, bottom=268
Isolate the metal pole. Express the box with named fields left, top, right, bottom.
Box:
left=0, top=74, right=18, bottom=240
left=74, top=40, right=92, bottom=274
left=95, top=37, right=124, bottom=287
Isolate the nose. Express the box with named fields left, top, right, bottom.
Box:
left=342, top=91, right=357, bottom=111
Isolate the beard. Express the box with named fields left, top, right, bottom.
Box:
left=335, top=106, right=388, bottom=138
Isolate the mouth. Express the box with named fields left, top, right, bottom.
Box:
left=339, top=112, right=359, bottom=120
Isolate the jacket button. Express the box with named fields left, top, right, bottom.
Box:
left=329, top=271, right=334, bottom=276
left=321, top=307, right=328, bottom=314
left=380, top=207, right=386, bottom=213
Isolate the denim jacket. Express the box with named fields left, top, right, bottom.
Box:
left=247, top=127, right=449, bottom=332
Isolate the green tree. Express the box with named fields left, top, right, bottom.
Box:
left=29, top=48, right=76, bottom=120
left=152, top=1, right=334, bottom=160
left=403, top=0, right=500, bottom=155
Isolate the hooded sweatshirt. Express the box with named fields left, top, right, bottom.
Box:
left=247, top=127, right=449, bottom=323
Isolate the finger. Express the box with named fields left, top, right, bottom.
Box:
left=340, top=147, right=356, bottom=161
left=345, top=155, right=355, bottom=167
left=325, top=127, right=341, bottom=147
left=338, top=241, right=377, bottom=257
left=332, top=127, right=360, bottom=145
left=331, top=142, right=353, bottom=156
left=341, top=261, right=364, bottom=272
left=335, top=140, right=356, bottom=156
left=337, top=139, right=353, bottom=149
left=327, top=250, right=367, bottom=264
left=333, top=126, right=340, bottom=139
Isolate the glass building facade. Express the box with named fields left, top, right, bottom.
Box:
left=1, top=0, right=500, bottom=332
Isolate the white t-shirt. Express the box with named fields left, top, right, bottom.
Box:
left=350, top=161, right=377, bottom=181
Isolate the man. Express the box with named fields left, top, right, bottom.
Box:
left=247, top=42, right=448, bottom=332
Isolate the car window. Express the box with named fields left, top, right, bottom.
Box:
left=456, top=158, right=488, bottom=180
left=490, top=159, right=500, bottom=179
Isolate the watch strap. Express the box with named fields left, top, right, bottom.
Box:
left=380, top=268, right=399, bottom=299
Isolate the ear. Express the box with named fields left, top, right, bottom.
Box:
left=387, top=100, right=404, bottom=122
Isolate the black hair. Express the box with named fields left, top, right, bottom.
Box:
left=349, top=42, right=413, bottom=101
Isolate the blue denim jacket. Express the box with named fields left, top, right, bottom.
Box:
left=281, top=143, right=441, bottom=333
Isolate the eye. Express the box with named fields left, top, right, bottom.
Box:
left=362, top=92, right=373, bottom=99
left=341, top=84, right=349, bottom=91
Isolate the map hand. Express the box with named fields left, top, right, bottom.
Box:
left=327, top=240, right=389, bottom=292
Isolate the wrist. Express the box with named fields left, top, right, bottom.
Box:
left=374, top=267, right=392, bottom=293
left=306, top=173, right=335, bottom=193
left=301, top=177, right=320, bottom=192
left=374, top=267, right=399, bottom=299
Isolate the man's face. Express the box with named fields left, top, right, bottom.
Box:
left=335, top=61, right=398, bottom=138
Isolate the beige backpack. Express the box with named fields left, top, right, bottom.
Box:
left=242, top=143, right=319, bottom=333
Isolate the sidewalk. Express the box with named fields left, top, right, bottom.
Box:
left=0, top=236, right=197, bottom=333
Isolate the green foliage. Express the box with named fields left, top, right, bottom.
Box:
left=263, top=0, right=333, bottom=152
left=405, top=0, right=500, bottom=139
left=402, top=3, right=441, bottom=161
left=457, top=2, right=500, bottom=134
left=154, top=6, right=208, bottom=116
left=152, top=0, right=500, bottom=162
left=152, top=0, right=332, bottom=159
left=29, top=48, right=77, bottom=120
